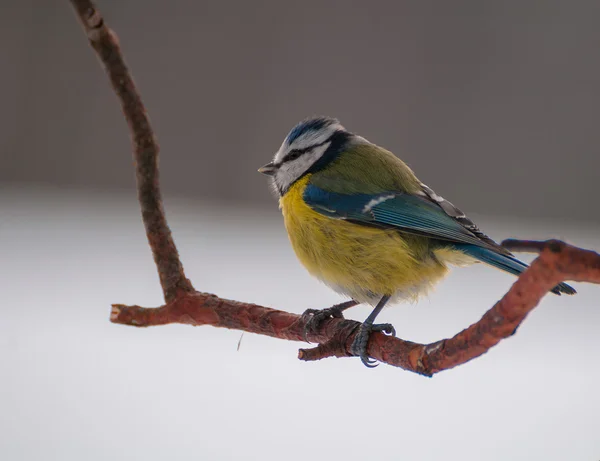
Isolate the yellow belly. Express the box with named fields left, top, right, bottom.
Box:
left=280, top=176, right=463, bottom=305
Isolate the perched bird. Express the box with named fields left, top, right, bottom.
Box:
left=258, top=116, right=575, bottom=367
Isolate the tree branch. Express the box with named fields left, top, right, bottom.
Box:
left=109, top=241, right=599, bottom=376
left=69, top=0, right=194, bottom=302
left=70, top=0, right=598, bottom=376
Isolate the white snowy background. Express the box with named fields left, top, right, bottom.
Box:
left=1, top=184, right=598, bottom=460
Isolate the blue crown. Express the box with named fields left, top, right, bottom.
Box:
left=286, top=116, right=340, bottom=145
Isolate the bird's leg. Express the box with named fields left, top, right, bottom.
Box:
left=302, top=300, right=359, bottom=342
left=350, top=295, right=395, bottom=367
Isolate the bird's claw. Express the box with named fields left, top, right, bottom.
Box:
left=301, top=305, right=348, bottom=343
left=350, top=322, right=396, bottom=367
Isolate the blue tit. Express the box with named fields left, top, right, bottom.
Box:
left=258, top=116, right=575, bottom=367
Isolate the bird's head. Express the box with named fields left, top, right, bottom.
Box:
left=258, top=116, right=352, bottom=196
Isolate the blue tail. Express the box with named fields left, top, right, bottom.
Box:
left=454, top=244, right=576, bottom=295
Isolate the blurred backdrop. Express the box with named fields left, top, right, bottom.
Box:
left=1, top=1, right=600, bottom=461
left=2, top=0, right=600, bottom=220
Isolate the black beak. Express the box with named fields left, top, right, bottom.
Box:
left=258, top=162, right=277, bottom=176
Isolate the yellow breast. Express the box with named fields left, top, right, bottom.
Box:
left=279, top=175, right=453, bottom=305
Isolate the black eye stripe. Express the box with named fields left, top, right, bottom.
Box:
left=281, top=139, right=332, bottom=163
left=283, top=148, right=306, bottom=162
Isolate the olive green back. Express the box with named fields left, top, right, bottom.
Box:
left=308, top=142, right=422, bottom=195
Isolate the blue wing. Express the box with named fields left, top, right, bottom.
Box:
left=303, top=184, right=576, bottom=295
left=303, top=184, right=501, bottom=252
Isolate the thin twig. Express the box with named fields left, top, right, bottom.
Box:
left=69, top=0, right=194, bottom=302
left=69, top=0, right=597, bottom=376
left=501, top=238, right=562, bottom=254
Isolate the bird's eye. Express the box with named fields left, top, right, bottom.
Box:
left=286, top=149, right=303, bottom=161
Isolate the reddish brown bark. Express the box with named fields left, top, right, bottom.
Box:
left=69, top=0, right=194, bottom=303
left=109, top=241, right=599, bottom=376
left=70, top=0, right=598, bottom=376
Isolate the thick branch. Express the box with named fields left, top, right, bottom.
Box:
left=109, top=241, right=598, bottom=375
left=70, top=1, right=597, bottom=375
left=69, top=0, right=194, bottom=302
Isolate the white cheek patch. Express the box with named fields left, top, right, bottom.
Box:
left=274, top=142, right=331, bottom=193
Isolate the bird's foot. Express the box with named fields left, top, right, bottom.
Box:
left=350, top=322, right=396, bottom=368
left=301, top=300, right=358, bottom=342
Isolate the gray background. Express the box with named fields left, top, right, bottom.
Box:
left=2, top=2, right=600, bottom=461
left=2, top=0, right=599, bottom=221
